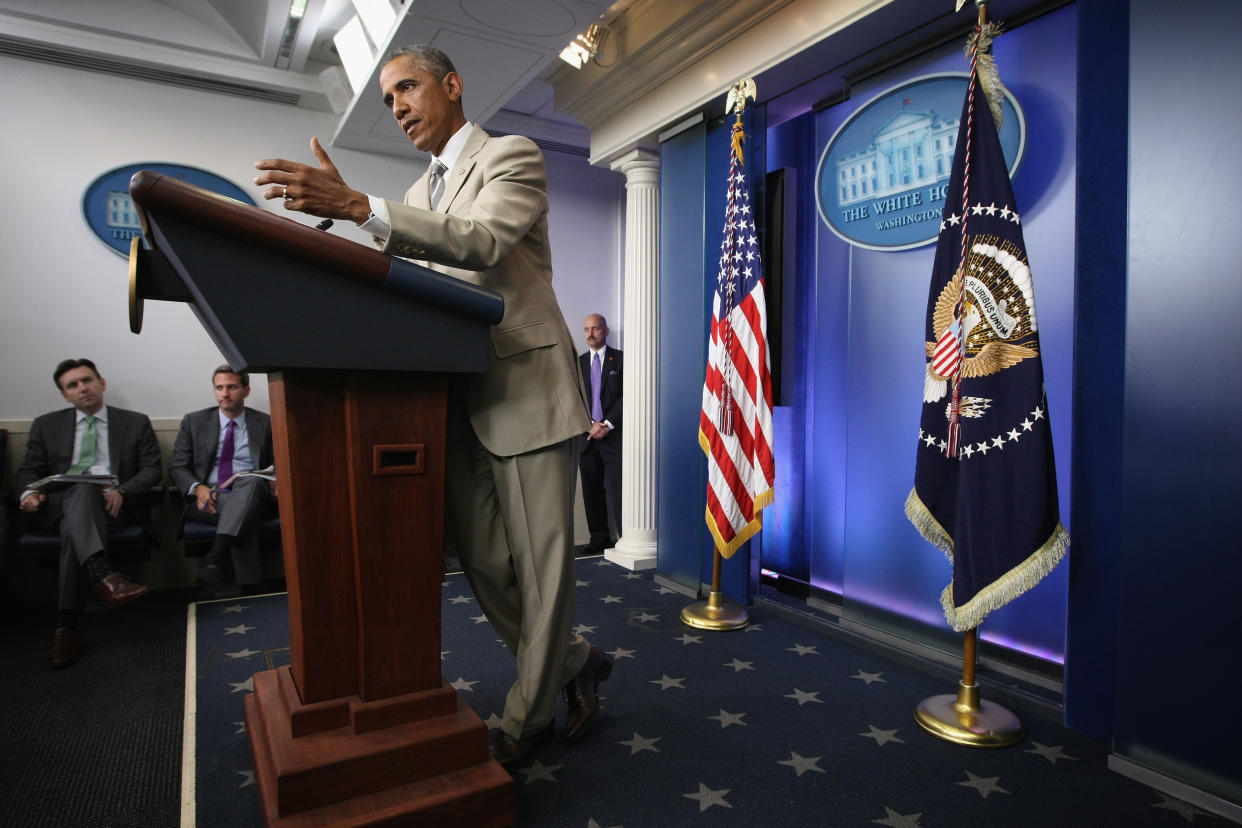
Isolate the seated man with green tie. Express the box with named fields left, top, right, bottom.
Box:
left=16, top=358, right=162, bottom=669
left=170, top=365, right=275, bottom=594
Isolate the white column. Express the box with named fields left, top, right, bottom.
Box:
left=606, top=149, right=660, bottom=571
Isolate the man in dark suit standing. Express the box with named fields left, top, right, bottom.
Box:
left=578, top=314, right=623, bottom=554
left=170, top=366, right=274, bottom=593
left=16, top=358, right=162, bottom=668
left=254, top=44, right=612, bottom=768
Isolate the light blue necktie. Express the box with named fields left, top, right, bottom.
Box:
left=591, top=352, right=603, bottom=422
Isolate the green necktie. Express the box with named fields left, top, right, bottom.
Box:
left=68, top=415, right=97, bottom=474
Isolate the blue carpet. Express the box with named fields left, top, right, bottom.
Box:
left=188, top=559, right=1224, bottom=827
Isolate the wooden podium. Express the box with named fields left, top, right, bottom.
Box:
left=129, top=172, right=514, bottom=826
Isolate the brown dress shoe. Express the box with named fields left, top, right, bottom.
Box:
left=91, top=572, right=149, bottom=607
left=563, top=645, right=614, bottom=743
left=49, top=627, right=80, bottom=669
left=488, top=721, right=555, bottom=769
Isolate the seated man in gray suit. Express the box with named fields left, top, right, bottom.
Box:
left=16, top=358, right=162, bottom=669
left=170, top=365, right=274, bottom=593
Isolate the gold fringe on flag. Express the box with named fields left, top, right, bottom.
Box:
left=906, top=489, right=1069, bottom=632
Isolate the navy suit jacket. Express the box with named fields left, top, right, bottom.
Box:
left=169, top=406, right=273, bottom=495
left=579, top=346, right=622, bottom=452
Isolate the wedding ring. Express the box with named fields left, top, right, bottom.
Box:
left=282, top=186, right=290, bottom=199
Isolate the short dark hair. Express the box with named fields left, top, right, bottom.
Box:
left=53, top=358, right=100, bottom=390
left=382, top=44, right=456, bottom=80
left=213, top=364, right=249, bottom=388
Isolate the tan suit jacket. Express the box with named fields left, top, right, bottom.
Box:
left=379, top=125, right=590, bottom=455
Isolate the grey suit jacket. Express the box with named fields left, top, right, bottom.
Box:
left=169, top=406, right=273, bottom=495
left=15, top=405, right=162, bottom=497
left=379, top=125, right=590, bottom=457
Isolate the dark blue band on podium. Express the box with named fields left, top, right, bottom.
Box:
left=384, top=258, right=504, bottom=325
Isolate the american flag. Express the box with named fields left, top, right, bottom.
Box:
left=699, top=119, right=776, bottom=559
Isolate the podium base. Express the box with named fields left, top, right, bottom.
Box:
left=914, top=681, right=1024, bottom=748
left=245, top=666, right=512, bottom=826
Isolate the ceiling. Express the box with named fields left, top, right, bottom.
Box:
left=0, top=0, right=614, bottom=158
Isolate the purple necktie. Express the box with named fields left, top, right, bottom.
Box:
left=591, top=352, right=603, bottom=422
left=218, top=419, right=236, bottom=490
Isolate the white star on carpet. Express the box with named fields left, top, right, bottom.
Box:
left=229, top=677, right=254, bottom=694
left=785, top=688, right=822, bottom=705
left=624, top=572, right=644, bottom=580
left=744, top=623, right=764, bottom=632
left=485, top=713, right=502, bottom=729
left=518, top=760, right=561, bottom=784
left=618, top=732, right=661, bottom=755
left=708, top=709, right=747, bottom=728
left=218, top=604, right=246, bottom=614
left=450, top=676, right=477, bottom=692
left=576, top=579, right=590, bottom=587
left=599, top=594, right=623, bottom=604
left=1151, top=792, right=1213, bottom=821
left=440, top=649, right=450, bottom=660
left=223, top=623, right=254, bottom=635
left=872, top=806, right=923, bottom=826
left=634, top=611, right=659, bottom=623
left=723, top=658, right=754, bottom=672
left=1025, top=742, right=1077, bottom=764
left=233, top=721, right=246, bottom=735
left=574, top=624, right=597, bottom=635
left=777, top=751, right=824, bottom=776
left=651, top=674, right=686, bottom=690
left=676, top=633, right=702, bottom=645
left=683, top=783, right=732, bottom=812
left=449, top=595, right=474, bottom=604
left=851, top=669, right=886, bottom=684
left=860, top=725, right=904, bottom=746
left=237, top=770, right=255, bottom=788
left=226, top=648, right=261, bottom=659
left=655, top=585, right=677, bottom=595
left=608, top=646, right=636, bottom=660
left=470, top=614, right=488, bottom=624
left=957, top=771, right=1009, bottom=798
left=587, top=820, right=622, bottom=828
left=787, top=643, right=819, bottom=656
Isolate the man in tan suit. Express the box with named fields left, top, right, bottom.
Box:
left=255, top=44, right=611, bottom=768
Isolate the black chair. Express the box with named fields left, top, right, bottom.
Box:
left=179, top=511, right=282, bottom=556
left=15, top=487, right=161, bottom=569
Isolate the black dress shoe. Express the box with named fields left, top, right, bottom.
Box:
left=488, top=721, right=555, bottom=769
left=49, top=627, right=79, bottom=669
left=563, top=645, right=614, bottom=743
left=195, top=555, right=223, bottom=587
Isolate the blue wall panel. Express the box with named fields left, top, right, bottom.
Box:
left=1113, top=0, right=1242, bottom=802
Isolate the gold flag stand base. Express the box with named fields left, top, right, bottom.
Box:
left=914, top=681, right=1024, bottom=747
left=681, top=590, right=749, bottom=630
left=681, top=551, right=749, bottom=630
left=914, top=626, right=1023, bottom=747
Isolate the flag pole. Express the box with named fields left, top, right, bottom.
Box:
left=914, top=0, right=1023, bottom=747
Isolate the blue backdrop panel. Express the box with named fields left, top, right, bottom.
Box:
left=1113, top=0, right=1242, bottom=803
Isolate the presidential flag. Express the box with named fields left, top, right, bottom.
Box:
left=905, top=30, right=1068, bottom=632
left=700, top=119, right=775, bottom=558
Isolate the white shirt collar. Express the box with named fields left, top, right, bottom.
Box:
left=218, top=408, right=244, bottom=429
left=432, top=122, right=474, bottom=176
left=77, top=406, right=106, bottom=424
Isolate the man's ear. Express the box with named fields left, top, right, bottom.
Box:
left=443, top=71, right=464, bottom=102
